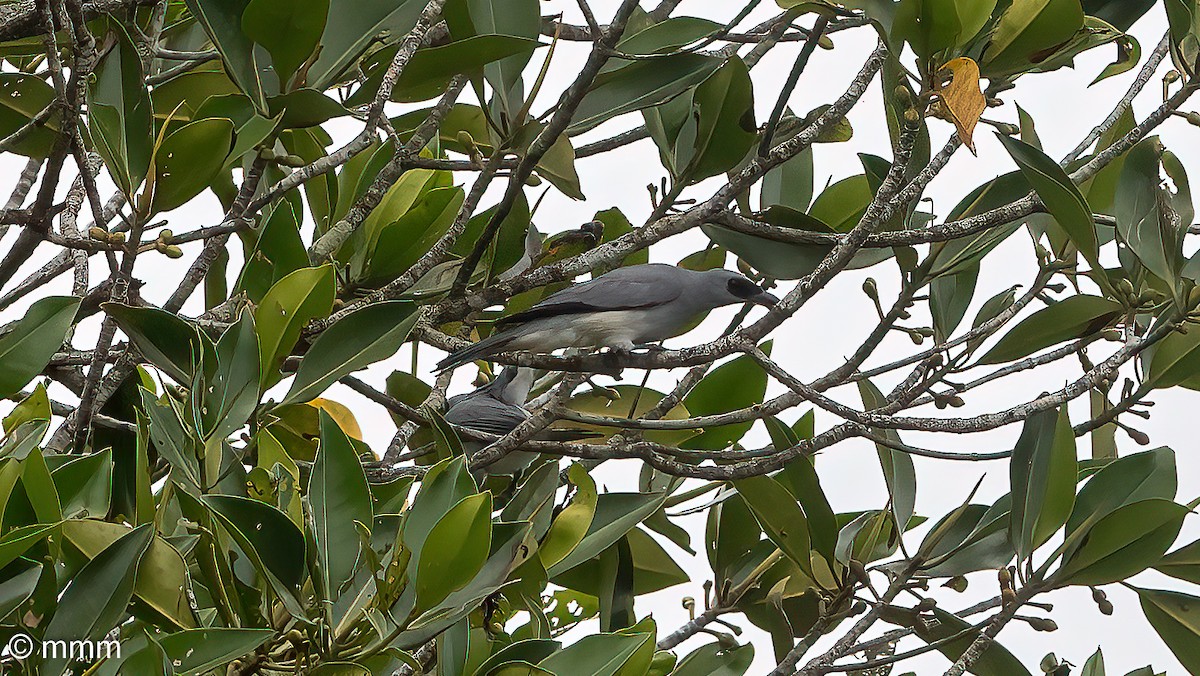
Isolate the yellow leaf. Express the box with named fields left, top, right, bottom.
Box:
left=937, top=57, right=987, bottom=154
left=309, top=398, right=363, bottom=441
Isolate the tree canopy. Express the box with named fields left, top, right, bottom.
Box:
left=1, top=0, right=1200, bottom=674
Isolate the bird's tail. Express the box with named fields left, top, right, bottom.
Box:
left=436, top=330, right=519, bottom=372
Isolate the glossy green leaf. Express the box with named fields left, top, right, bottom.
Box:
left=539, top=463, right=597, bottom=570
left=184, top=0, right=273, bottom=108
left=1115, top=139, right=1186, bottom=289
left=1137, top=587, right=1200, bottom=674
left=998, top=135, right=1108, bottom=293
left=254, top=265, right=336, bottom=388
left=859, top=379, right=916, bottom=533
left=157, top=628, right=274, bottom=675
left=282, top=301, right=420, bottom=405
left=983, top=0, right=1085, bottom=76
left=61, top=520, right=195, bottom=630
left=105, top=302, right=210, bottom=385
left=51, top=449, right=112, bottom=519
left=978, top=295, right=1122, bottom=365
left=1058, top=499, right=1187, bottom=586
left=151, top=118, right=234, bottom=213
left=203, top=309, right=260, bottom=441
left=547, top=491, right=668, bottom=577
left=893, top=0, right=997, bottom=58
left=242, top=0, right=328, bottom=87
left=0, top=73, right=59, bottom=158
left=1009, top=407, right=1076, bottom=561
left=1067, top=446, right=1177, bottom=537
left=671, top=642, right=754, bottom=676
left=568, top=54, right=720, bottom=136
left=537, top=632, right=652, bottom=676
left=306, top=0, right=425, bottom=90
left=416, top=493, right=492, bottom=613
left=202, top=494, right=307, bottom=606
left=683, top=345, right=770, bottom=450
left=553, top=526, right=689, bottom=597
left=679, top=56, right=755, bottom=183
left=3, top=383, right=50, bottom=434
left=42, top=524, right=153, bottom=676
left=311, top=410, right=373, bottom=607
left=88, top=25, right=153, bottom=196
left=0, top=296, right=79, bottom=399
left=734, top=474, right=813, bottom=577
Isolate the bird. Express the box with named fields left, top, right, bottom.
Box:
left=436, top=263, right=779, bottom=371
left=443, top=367, right=596, bottom=475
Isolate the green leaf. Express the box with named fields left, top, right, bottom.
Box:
left=734, top=475, right=813, bottom=578
left=201, top=494, right=307, bottom=610
left=1137, top=587, right=1200, bottom=674
left=683, top=345, right=770, bottom=450
left=706, top=493, right=762, bottom=584
left=930, top=266, right=978, bottom=343
left=547, top=491, right=668, bottom=577
left=983, top=0, right=1085, bottom=76
left=151, top=118, right=234, bottom=213
left=568, top=54, right=721, bottom=136
left=1080, top=647, right=1106, bottom=676
left=383, top=36, right=542, bottom=104
left=361, top=187, right=466, bottom=284
left=306, top=0, right=426, bottom=90
left=42, top=524, right=153, bottom=676
left=1067, top=446, right=1177, bottom=537
left=1167, top=0, right=1200, bottom=78
left=1115, top=139, right=1186, bottom=289
left=539, top=463, right=598, bottom=570
left=184, top=0, right=274, bottom=108
left=893, top=0, right=997, bottom=58
left=1085, top=0, right=1155, bottom=31
left=977, top=295, right=1122, bottom=365
left=282, top=301, right=420, bottom=405
left=235, top=200, right=309, bottom=303
left=997, top=134, right=1110, bottom=294
left=104, top=303, right=211, bottom=385
left=927, top=172, right=1030, bottom=278
left=912, top=608, right=1032, bottom=676
left=254, top=265, right=336, bottom=388
left=0, top=73, right=59, bottom=158
left=403, top=457, right=479, bottom=562
left=537, top=632, right=653, bottom=676
left=1057, top=499, right=1188, bottom=586
left=242, top=0, right=328, bottom=87
left=266, top=88, right=350, bottom=128
left=0, top=296, right=80, bottom=399
left=1157, top=537, right=1200, bottom=585
left=0, top=523, right=59, bottom=571
left=415, top=493, right=492, bottom=613
left=859, top=378, right=916, bottom=533
left=203, top=309, right=260, bottom=441
left=562, top=385, right=693, bottom=447
left=671, top=642, right=754, bottom=676
left=761, top=146, right=814, bottom=213
left=553, top=527, right=690, bottom=597
left=61, top=520, right=195, bottom=630
left=311, top=410, right=373, bottom=608
left=0, top=561, right=41, bottom=623
left=1009, top=407, right=1076, bottom=561
left=52, top=449, right=113, bottom=519
left=88, top=25, right=153, bottom=196
left=678, top=56, right=755, bottom=183
left=444, top=0, right=541, bottom=120
left=3, top=383, right=49, bottom=434
left=157, top=628, right=274, bottom=675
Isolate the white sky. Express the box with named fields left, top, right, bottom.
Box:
left=2, top=1, right=1199, bottom=673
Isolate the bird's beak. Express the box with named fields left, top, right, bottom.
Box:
left=750, top=289, right=780, bottom=307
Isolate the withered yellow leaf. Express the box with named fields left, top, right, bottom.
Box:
left=309, top=397, right=364, bottom=441
left=937, top=57, right=987, bottom=154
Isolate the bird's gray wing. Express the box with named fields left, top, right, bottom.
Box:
left=445, top=395, right=530, bottom=435
left=498, top=267, right=682, bottom=326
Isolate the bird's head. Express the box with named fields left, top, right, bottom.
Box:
left=701, top=269, right=780, bottom=308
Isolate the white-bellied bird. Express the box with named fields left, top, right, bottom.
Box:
left=436, top=263, right=778, bottom=371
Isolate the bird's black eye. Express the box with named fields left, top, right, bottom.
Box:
left=727, top=277, right=760, bottom=299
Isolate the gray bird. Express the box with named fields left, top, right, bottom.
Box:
left=444, top=367, right=597, bottom=475
left=436, top=263, right=778, bottom=371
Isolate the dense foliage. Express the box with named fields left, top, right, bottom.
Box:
left=3, top=0, right=1200, bottom=673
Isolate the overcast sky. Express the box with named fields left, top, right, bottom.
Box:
left=2, top=1, right=1198, bottom=673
